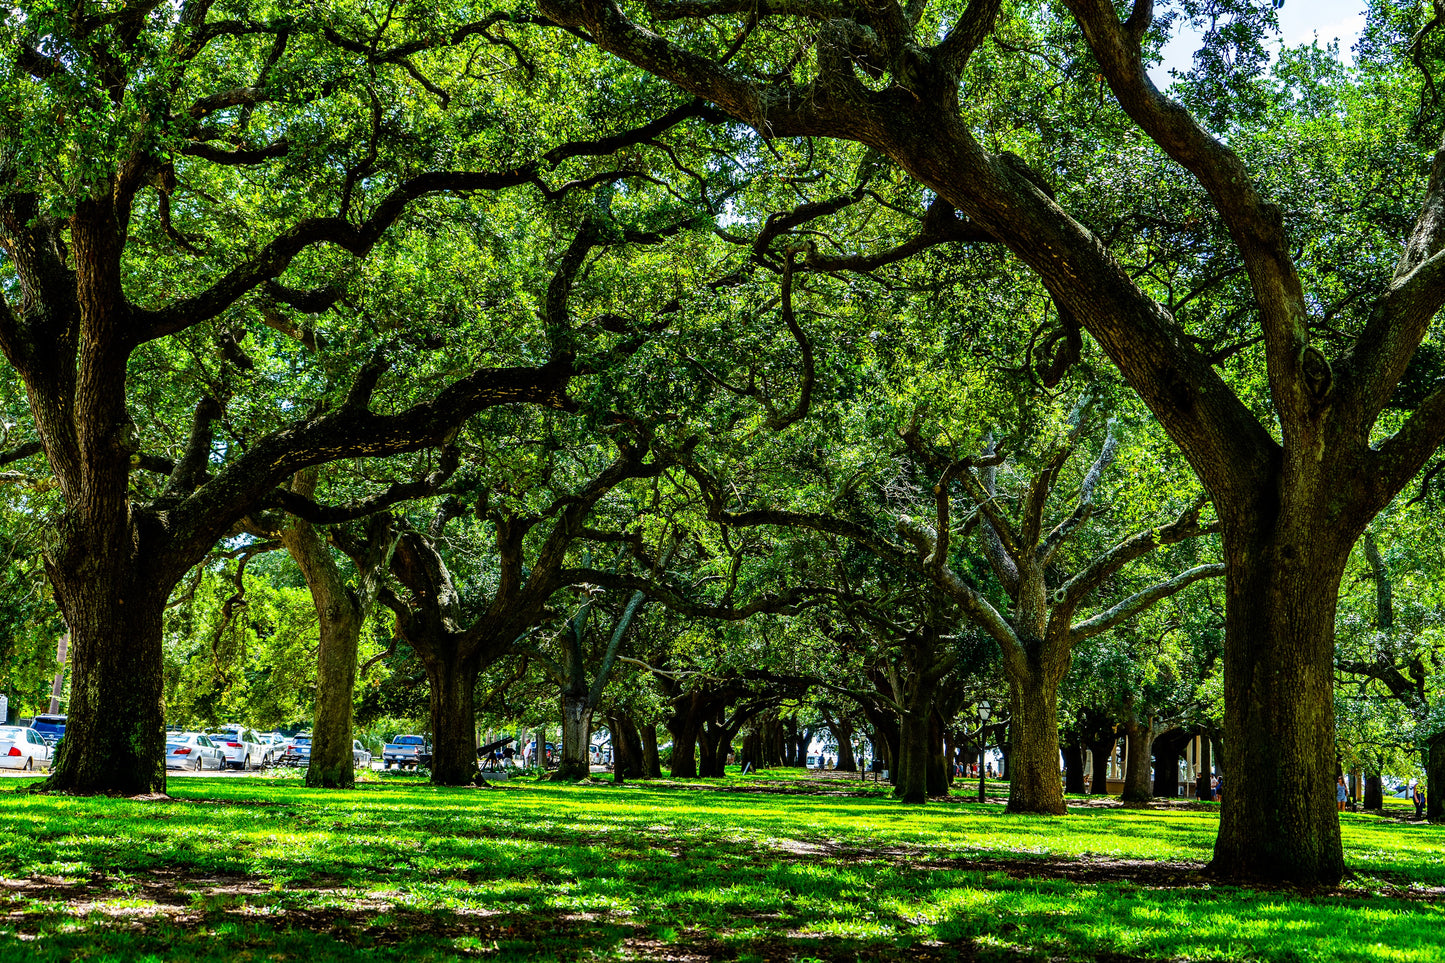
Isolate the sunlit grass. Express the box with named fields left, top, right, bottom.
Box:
left=0, top=773, right=1440, bottom=961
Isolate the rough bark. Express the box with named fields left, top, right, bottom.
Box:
left=46, top=569, right=167, bottom=794
left=554, top=692, right=594, bottom=781
left=1209, top=531, right=1347, bottom=884
left=422, top=651, right=482, bottom=784
left=1120, top=716, right=1156, bottom=803
left=1427, top=735, right=1445, bottom=823
left=1003, top=664, right=1066, bottom=814
left=281, top=515, right=364, bottom=790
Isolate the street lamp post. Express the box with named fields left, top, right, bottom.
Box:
left=978, top=701, right=990, bottom=804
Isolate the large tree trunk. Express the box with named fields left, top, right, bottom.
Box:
left=283, top=519, right=363, bottom=791
left=1120, top=717, right=1155, bottom=803
left=832, top=717, right=849, bottom=769
left=666, top=695, right=702, bottom=778
left=1087, top=732, right=1114, bottom=796
left=1152, top=729, right=1189, bottom=799
left=830, top=716, right=858, bottom=772
left=669, top=720, right=698, bottom=778
left=696, top=725, right=717, bottom=778
left=926, top=709, right=948, bottom=797
left=1004, top=668, right=1066, bottom=815
left=1210, top=534, right=1346, bottom=885
left=1062, top=733, right=1086, bottom=796
left=1427, top=734, right=1445, bottom=823
left=422, top=650, right=481, bottom=786
left=1363, top=773, right=1384, bottom=810
left=641, top=723, right=661, bottom=779
left=45, top=566, right=167, bottom=795
left=893, top=681, right=935, bottom=804
left=555, top=691, right=593, bottom=781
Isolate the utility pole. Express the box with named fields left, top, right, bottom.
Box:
left=48, top=632, right=69, bottom=715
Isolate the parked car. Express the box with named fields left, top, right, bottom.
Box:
left=383, top=734, right=430, bottom=769
left=166, top=732, right=226, bottom=771
left=210, top=726, right=265, bottom=770
left=279, top=735, right=312, bottom=767
left=353, top=740, right=372, bottom=768
left=28, top=713, right=66, bottom=746
left=0, top=726, right=53, bottom=771
left=259, top=733, right=289, bottom=766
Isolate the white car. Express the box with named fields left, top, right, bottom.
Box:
left=0, top=726, right=52, bottom=771
left=210, top=726, right=264, bottom=770
left=353, top=740, right=372, bottom=768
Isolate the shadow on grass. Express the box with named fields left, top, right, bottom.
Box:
left=2, top=779, right=1443, bottom=962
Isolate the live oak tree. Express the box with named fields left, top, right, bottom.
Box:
left=0, top=1, right=727, bottom=793
left=372, top=422, right=676, bottom=786
left=895, top=412, right=1223, bottom=813
left=535, top=0, right=1445, bottom=882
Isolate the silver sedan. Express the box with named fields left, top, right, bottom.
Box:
left=166, top=732, right=226, bottom=771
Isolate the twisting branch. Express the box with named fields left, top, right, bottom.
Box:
left=934, top=0, right=1003, bottom=75
left=136, top=100, right=719, bottom=342
left=267, top=443, right=461, bottom=525
left=161, top=396, right=222, bottom=500
left=1068, top=563, right=1224, bottom=643
left=1037, top=420, right=1118, bottom=565
left=1053, top=495, right=1219, bottom=616
left=761, top=253, right=816, bottom=431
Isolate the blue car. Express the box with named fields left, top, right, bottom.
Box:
left=29, top=714, right=66, bottom=747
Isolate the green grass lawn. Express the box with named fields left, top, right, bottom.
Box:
left=0, top=772, right=1441, bottom=962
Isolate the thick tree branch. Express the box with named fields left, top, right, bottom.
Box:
left=934, top=0, right=1002, bottom=75
left=1063, top=0, right=1311, bottom=441
left=557, top=567, right=821, bottom=619
left=1069, top=563, right=1225, bottom=644
left=137, top=102, right=715, bottom=342
left=1038, top=421, right=1118, bottom=565
left=1055, top=496, right=1219, bottom=616
left=538, top=0, right=835, bottom=137
left=161, top=396, right=221, bottom=499
left=761, top=254, right=815, bottom=431
left=162, top=358, right=575, bottom=579
left=267, top=444, right=460, bottom=525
